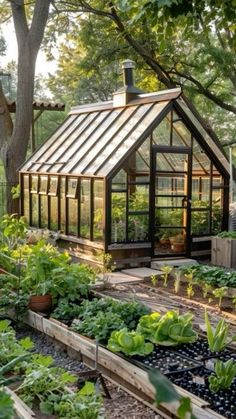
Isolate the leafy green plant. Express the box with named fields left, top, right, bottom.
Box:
left=160, top=265, right=172, bottom=287
left=0, top=320, right=34, bottom=367
left=17, top=355, right=77, bottom=409
left=96, top=252, right=115, bottom=288
left=209, top=359, right=236, bottom=392
left=0, top=214, right=28, bottom=251
left=0, top=354, right=30, bottom=386
left=202, top=283, right=212, bottom=299
left=212, top=287, right=228, bottom=308
left=149, top=369, right=196, bottom=419
left=217, top=231, right=236, bottom=239
left=186, top=283, right=194, bottom=299
left=151, top=274, right=158, bottom=287
left=107, top=328, right=153, bottom=356
left=205, top=310, right=236, bottom=352
left=137, top=311, right=198, bottom=346
left=0, top=388, right=15, bottom=419
left=54, top=382, right=103, bottom=419
left=180, top=264, right=236, bottom=288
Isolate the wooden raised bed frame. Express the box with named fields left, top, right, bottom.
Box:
left=25, top=310, right=225, bottom=419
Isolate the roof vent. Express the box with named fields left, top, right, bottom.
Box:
left=113, top=60, right=143, bottom=107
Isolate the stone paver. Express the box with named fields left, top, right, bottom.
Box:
left=121, top=267, right=163, bottom=281
left=151, top=258, right=198, bottom=269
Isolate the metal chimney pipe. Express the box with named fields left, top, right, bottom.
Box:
left=122, top=59, right=135, bottom=86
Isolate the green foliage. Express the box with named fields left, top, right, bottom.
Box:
left=180, top=264, right=236, bottom=288
left=0, top=214, right=28, bottom=252
left=54, top=382, right=103, bottom=419
left=148, top=368, right=196, bottom=419
left=212, top=286, right=228, bottom=307
left=209, top=359, right=236, bottom=392
left=186, top=283, right=194, bottom=299
left=137, top=311, right=198, bottom=346
left=0, top=320, right=34, bottom=367
left=160, top=265, right=172, bottom=287
left=0, top=388, right=15, bottom=419
left=107, top=328, right=154, bottom=356
left=205, top=310, right=236, bottom=352
left=217, top=231, right=236, bottom=239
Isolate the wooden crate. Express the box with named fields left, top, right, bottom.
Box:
left=211, top=237, right=236, bottom=268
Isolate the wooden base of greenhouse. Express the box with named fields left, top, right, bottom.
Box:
left=25, top=310, right=225, bottom=419
left=5, top=387, right=35, bottom=419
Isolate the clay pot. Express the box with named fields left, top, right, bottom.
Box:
left=171, top=242, right=185, bottom=253
left=159, top=238, right=170, bottom=245
left=29, top=295, right=52, bottom=313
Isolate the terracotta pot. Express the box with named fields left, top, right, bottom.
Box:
left=159, top=238, right=170, bottom=245
left=29, top=295, right=52, bottom=313
left=171, top=242, right=185, bottom=253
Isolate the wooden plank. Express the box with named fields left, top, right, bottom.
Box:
left=25, top=311, right=225, bottom=419
left=5, top=387, right=35, bottom=419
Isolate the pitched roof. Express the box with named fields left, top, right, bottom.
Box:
left=20, top=87, right=230, bottom=177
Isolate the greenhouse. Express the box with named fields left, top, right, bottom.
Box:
left=19, top=61, right=230, bottom=267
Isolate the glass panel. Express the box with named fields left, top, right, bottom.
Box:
left=192, top=139, right=210, bottom=174
left=111, top=192, right=126, bottom=243
left=60, top=177, right=66, bottom=233
left=129, top=185, right=149, bottom=211
left=155, top=175, right=185, bottom=195
left=192, top=178, right=210, bottom=208
left=191, top=210, right=210, bottom=235
left=155, top=228, right=186, bottom=255
left=212, top=203, right=222, bottom=234
left=112, top=169, right=126, bottom=190
left=152, top=114, right=171, bottom=146
left=40, top=195, right=48, bottom=228
left=39, top=176, right=48, bottom=194
left=50, top=196, right=58, bottom=231
left=80, top=179, right=90, bottom=239
left=68, top=199, right=78, bottom=236
left=23, top=175, right=30, bottom=223
left=155, top=196, right=184, bottom=207
left=128, top=214, right=149, bottom=241
left=31, top=175, right=38, bottom=193
left=126, top=137, right=151, bottom=178
left=172, top=119, right=191, bottom=147
left=49, top=176, right=58, bottom=196
left=156, top=153, right=188, bottom=172
left=156, top=208, right=186, bottom=227
left=31, top=194, right=38, bottom=227
left=93, top=180, right=104, bottom=241
left=67, top=178, right=78, bottom=198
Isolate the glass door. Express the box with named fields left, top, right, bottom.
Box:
left=152, top=146, right=191, bottom=257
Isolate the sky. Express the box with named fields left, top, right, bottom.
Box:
left=1, top=22, right=58, bottom=76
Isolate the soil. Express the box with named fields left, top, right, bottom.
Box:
left=16, top=325, right=162, bottom=419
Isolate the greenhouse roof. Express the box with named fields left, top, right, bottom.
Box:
left=20, top=87, right=230, bottom=177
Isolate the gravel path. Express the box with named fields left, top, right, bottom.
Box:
left=16, top=325, right=163, bottom=419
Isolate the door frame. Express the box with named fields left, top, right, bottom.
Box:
left=150, top=145, right=192, bottom=258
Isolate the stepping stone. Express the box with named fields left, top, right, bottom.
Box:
left=95, top=272, right=143, bottom=285
left=151, top=258, right=198, bottom=270
left=121, top=267, right=163, bottom=281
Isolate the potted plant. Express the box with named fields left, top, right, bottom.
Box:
left=159, top=232, right=170, bottom=245
left=22, top=240, right=70, bottom=312
left=171, top=234, right=185, bottom=253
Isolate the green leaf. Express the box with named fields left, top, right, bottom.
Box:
left=177, top=397, right=194, bottom=419
left=19, top=337, right=34, bottom=350
left=79, top=381, right=95, bottom=396
left=148, top=368, right=180, bottom=405
left=39, top=401, right=54, bottom=414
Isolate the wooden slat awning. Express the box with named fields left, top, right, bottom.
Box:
left=7, top=100, right=65, bottom=113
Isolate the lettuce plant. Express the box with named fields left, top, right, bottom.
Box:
left=209, top=359, right=236, bottom=392
left=137, top=311, right=198, bottom=346
left=107, top=328, right=153, bottom=356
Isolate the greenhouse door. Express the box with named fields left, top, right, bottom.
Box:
left=152, top=146, right=192, bottom=257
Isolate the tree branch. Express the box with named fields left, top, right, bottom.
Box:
left=10, top=0, right=28, bottom=47
left=30, top=0, right=51, bottom=51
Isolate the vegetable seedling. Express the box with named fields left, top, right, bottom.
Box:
left=212, top=286, right=228, bottom=308
left=151, top=274, right=158, bottom=287
left=160, top=265, right=172, bottom=287
left=174, top=270, right=181, bottom=294
left=209, top=359, right=236, bottom=392
left=186, top=283, right=194, bottom=299
left=202, top=283, right=212, bottom=299
left=205, top=310, right=236, bottom=352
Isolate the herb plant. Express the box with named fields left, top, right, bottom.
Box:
left=72, top=312, right=125, bottom=342
left=107, top=328, right=153, bottom=356
left=160, top=265, right=172, bottom=287
left=205, top=310, right=236, bottom=352
left=212, top=287, right=228, bottom=308
left=137, top=311, right=198, bottom=346
left=209, top=359, right=236, bottom=392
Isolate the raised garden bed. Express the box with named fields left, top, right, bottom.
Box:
left=25, top=310, right=226, bottom=419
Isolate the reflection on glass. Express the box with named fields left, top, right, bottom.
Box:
left=93, top=180, right=104, bottom=241
left=60, top=177, right=66, bottom=233
left=31, top=194, right=38, bottom=227
left=31, top=175, right=38, bottom=193
left=152, top=114, right=171, bottom=146
left=172, top=120, right=191, bottom=147
left=129, top=185, right=149, bottom=211
left=49, top=177, right=58, bottom=195
left=155, top=196, right=184, bottom=207
left=212, top=204, right=222, bottom=234
left=155, top=176, right=185, bottom=195
left=39, top=176, right=48, bottom=194
left=23, top=175, right=30, bottom=223
left=68, top=199, right=78, bottom=235
left=112, top=169, right=126, bottom=190
left=40, top=195, right=48, bottom=228
left=192, top=139, right=210, bottom=174
left=128, top=214, right=149, bottom=241
left=126, top=137, right=150, bottom=178
left=67, top=178, right=78, bottom=198
left=156, top=153, right=188, bottom=172
left=111, top=192, right=126, bottom=242
left=50, top=196, right=58, bottom=231
left=80, top=179, right=90, bottom=239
